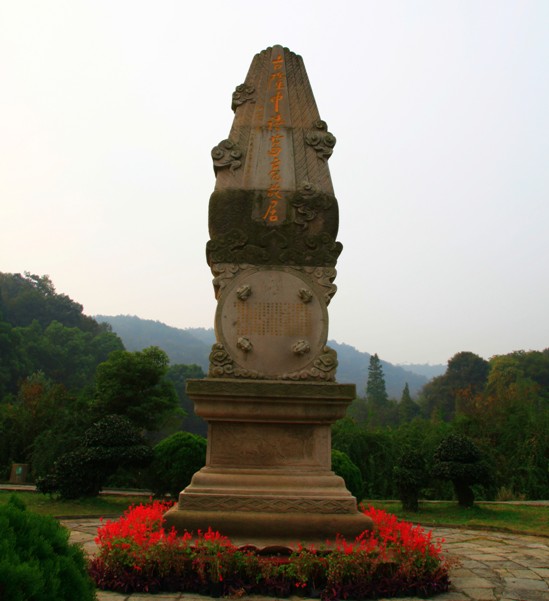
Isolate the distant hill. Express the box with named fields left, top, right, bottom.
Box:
left=94, top=315, right=212, bottom=370
left=397, top=363, right=446, bottom=379
left=96, top=315, right=430, bottom=398
left=328, top=341, right=429, bottom=398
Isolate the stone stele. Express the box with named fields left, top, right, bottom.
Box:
left=164, top=45, right=373, bottom=545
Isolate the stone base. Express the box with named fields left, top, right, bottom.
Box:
left=164, top=507, right=372, bottom=547
left=164, top=379, right=373, bottom=546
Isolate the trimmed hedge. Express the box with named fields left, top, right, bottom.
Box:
left=146, top=431, right=207, bottom=499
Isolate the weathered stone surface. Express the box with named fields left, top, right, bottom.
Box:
left=207, top=45, right=341, bottom=271
left=214, top=267, right=329, bottom=378
left=165, top=378, right=373, bottom=544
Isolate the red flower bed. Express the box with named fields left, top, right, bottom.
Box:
left=89, top=501, right=452, bottom=600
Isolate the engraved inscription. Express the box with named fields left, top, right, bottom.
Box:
left=235, top=301, right=312, bottom=337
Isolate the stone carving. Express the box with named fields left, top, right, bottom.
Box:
left=206, top=227, right=342, bottom=267
left=298, top=288, right=313, bottom=303
left=231, top=83, right=255, bottom=111
left=282, top=346, right=338, bottom=381
left=292, top=340, right=311, bottom=356
left=237, top=336, right=253, bottom=353
left=305, top=120, right=336, bottom=161
left=211, top=139, right=243, bottom=174
left=298, top=266, right=337, bottom=305
left=211, top=263, right=337, bottom=305
left=236, top=284, right=252, bottom=300
left=209, top=342, right=338, bottom=382
left=292, top=182, right=334, bottom=229
left=181, top=495, right=356, bottom=514
left=208, top=342, right=264, bottom=379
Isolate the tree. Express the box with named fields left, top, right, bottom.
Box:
left=165, top=363, right=206, bottom=436
left=146, top=432, right=207, bottom=499
left=331, top=449, right=364, bottom=501
left=366, top=354, right=388, bottom=406
left=393, top=448, right=428, bottom=511
left=36, top=415, right=153, bottom=499
left=93, top=347, right=180, bottom=431
left=398, top=383, right=420, bottom=423
left=0, top=272, right=103, bottom=334
left=420, top=352, right=490, bottom=421
left=432, top=434, right=491, bottom=507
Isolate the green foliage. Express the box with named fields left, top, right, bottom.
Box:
left=432, top=434, right=491, bottom=507
left=420, top=352, right=490, bottom=421
left=0, top=495, right=96, bottom=600
left=36, top=415, right=152, bottom=499
left=331, top=449, right=364, bottom=500
left=366, top=353, right=388, bottom=406
left=332, top=419, right=397, bottom=498
left=0, top=372, right=84, bottom=477
left=165, top=363, right=206, bottom=436
left=398, top=383, right=421, bottom=423
left=393, top=448, right=428, bottom=512
left=93, top=346, right=179, bottom=431
left=147, top=432, right=207, bottom=499
left=0, top=272, right=100, bottom=334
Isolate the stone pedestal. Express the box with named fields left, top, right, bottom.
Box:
left=164, top=379, right=373, bottom=545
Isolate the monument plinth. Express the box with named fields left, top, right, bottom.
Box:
left=164, top=45, right=372, bottom=544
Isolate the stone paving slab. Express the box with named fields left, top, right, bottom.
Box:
left=61, top=520, right=549, bottom=601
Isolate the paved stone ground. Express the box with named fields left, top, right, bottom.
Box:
left=62, top=519, right=549, bottom=601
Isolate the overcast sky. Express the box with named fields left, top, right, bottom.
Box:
left=1, top=1, right=548, bottom=365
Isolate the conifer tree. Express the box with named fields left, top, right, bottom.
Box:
left=366, top=353, right=388, bottom=406
left=399, top=382, right=421, bottom=422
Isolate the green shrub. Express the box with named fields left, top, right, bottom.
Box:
left=331, top=449, right=364, bottom=501
left=0, top=495, right=96, bottom=601
left=147, top=432, right=207, bottom=499
left=36, top=415, right=152, bottom=499
left=432, top=433, right=491, bottom=507
left=393, top=448, right=428, bottom=512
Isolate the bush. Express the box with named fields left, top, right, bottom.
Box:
left=147, top=431, right=207, bottom=499
left=393, top=448, right=428, bottom=512
left=0, top=495, right=96, bottom=601
left=36, top=415, right=152, bottom=499
left=432, top=433, right=491, bottom=507
left=331, top=449, right=364, bottom=501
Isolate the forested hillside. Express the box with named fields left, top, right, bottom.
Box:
left=0, top=272, right=203, bottom=483
left=96, top=315, right=429, bottom=398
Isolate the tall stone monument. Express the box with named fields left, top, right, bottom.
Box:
left=164, top=45, right=373, bottom=544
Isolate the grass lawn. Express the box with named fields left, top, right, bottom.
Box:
left=366, top=500, right=549, bottom=537
left=0, top=490, right=149, bottom=517
left=2, top=491, right=547, bottom=537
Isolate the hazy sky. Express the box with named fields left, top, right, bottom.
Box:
left=1, top=1, right=548, bottom=365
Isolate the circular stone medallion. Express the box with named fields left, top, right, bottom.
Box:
left=215, top=268, right=328, bottom=377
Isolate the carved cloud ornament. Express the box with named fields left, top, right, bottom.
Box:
left=211, top=139, right=243, bottom=174
left=305, top=120, right=336, bottom=161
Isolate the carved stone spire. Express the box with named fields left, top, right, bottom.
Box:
left=164, top=45, right=373, bottom=546
left=207, top=45, right=341, bottom=268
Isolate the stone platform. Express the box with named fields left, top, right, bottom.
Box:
left=163, top=378, right=372, bottom=545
